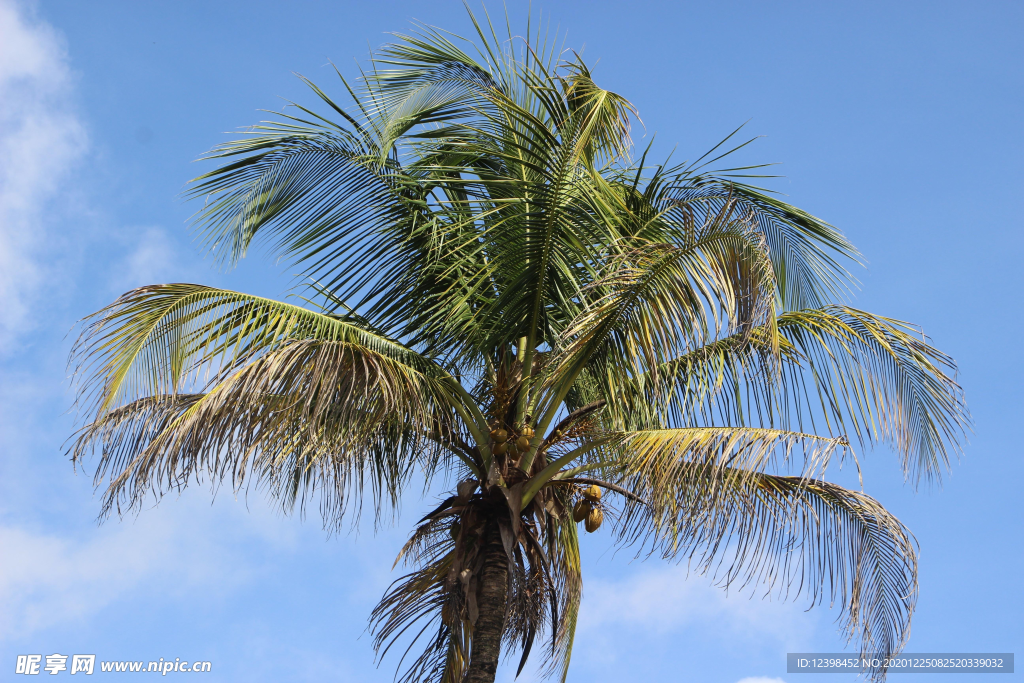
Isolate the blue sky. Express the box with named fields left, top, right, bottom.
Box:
left=0, top=1, right=1020, bottom=681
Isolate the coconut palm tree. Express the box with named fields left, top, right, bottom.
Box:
left=69, top=12, right=968, bottom=683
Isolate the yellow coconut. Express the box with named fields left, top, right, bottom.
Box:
left=516, top=435, right=531, bottom=451
left=584, top=507, right=603, bottom=533
left=582, top=484, right=602, bottom=502
left=572, top=500, right=591, bottom=523
left=490, top=428, right=508, bottom=443
left=521, top=425, right=535, bottom=438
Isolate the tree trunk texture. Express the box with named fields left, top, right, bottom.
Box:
left=465, top=522, right=509, bottom=683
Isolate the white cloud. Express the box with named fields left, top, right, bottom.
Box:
left=0, top=485, right=326, bottom=639
left=574, top=564, right=817, bottom=663
left=0, top=0, right=87, bottom=349
left=0, top=504, right=252, bottom=637
left=0, top=476, right=417, bottom=639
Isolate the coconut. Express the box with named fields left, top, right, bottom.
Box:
left=584, top=507, right=603, bottom=533
left=582, top=484, right=602, bottom=502
left=490, top=428, right=508, bottom=443
left=516, top=435, right=531, bottom=450
left=572, top=500, right=591, bottom=523
left=521, top=425, right=535, bottom=438
left=492, top=442, right=508, bottom=456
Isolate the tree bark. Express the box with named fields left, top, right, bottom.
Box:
left=465, top=522, right=508, bottom=683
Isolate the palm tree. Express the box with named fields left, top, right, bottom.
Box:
left=69, top=12, right=968, bottom=683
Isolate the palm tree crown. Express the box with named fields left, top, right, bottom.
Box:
left=69, top=11, right=968, bottom=683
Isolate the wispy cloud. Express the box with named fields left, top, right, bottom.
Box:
left=0, top=492, right=316, bottom=639
left=573, top=564, right=817, bottom=664
left=497, top=564, right=813, bottom=682
left=0, top=0, right=87, bottom=350
left=0, top=505, right=247, bottom=638
left=0, top=465, right=418, bottom=641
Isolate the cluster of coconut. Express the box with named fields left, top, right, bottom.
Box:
left=572, top=485, right=604, bottom=532
left=489, top=424, right=534, bottom=456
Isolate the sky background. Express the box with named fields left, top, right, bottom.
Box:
left=0, top=1, right=1021, bottom=681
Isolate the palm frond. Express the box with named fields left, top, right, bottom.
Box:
left=657, top=174, right=860, bottom=309
left=778, top=306, right=968, bottom=483
left=187, top=114, right=420, bottom=302
left=603, top=306, right=968, bottom=484
left=600, top=429, right=913, bottom=681
left=69, top=285, right=466, bottom=526
left=72, top=284, right=442, bottom=414
left=537, top=223, right=778, bottom=435
left=372, top=516, right=466, bottom=683
left=539, top=499, right=583, bottom=683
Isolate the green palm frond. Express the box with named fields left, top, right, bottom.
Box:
left=187, top=118, right=417, bottom=301
left=534, top=225, right=778, bottom=443
left=607, top=329, right=787, bottom=431
left=652, top=172, right=860, bottom=309
left=730, top=181, right=860, bottom=309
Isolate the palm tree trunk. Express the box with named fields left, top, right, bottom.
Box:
left=465, top=523, right=508, bottom=683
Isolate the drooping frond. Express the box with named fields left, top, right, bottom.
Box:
left=372, top=516, right=466, bottom=683
left=539, top=499, right=583, bottom=683
left=605, top=428, right=849, bottom=514
left=599, top=428, right=914, bottom=681
left=606, top=328, right=787, bottom=431
left=777, top=306, right=968, bottom=484
left=729, top=181, right=859, bottom=309
left=72, top=284, right=444, bottom=414
left=643, top=170, right=859, bottom=309
left=69, top=284, right=466, bottom=526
